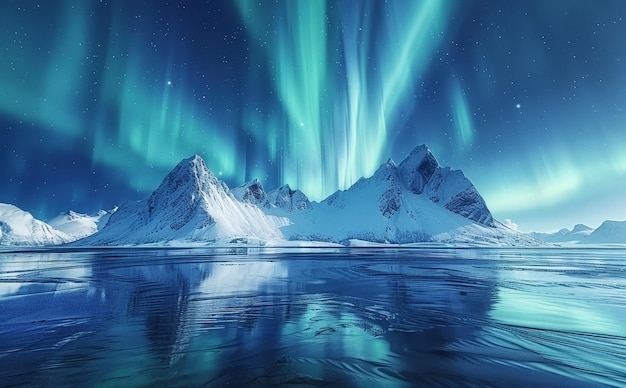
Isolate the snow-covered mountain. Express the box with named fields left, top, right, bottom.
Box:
left=79, top=155, right=290, bottom=245
left=232, top=180, right=311, bottom=211
left=528, top=221, right=626, bottom=245
left=232, top=179, right=270, bottom=207
left=583, top=220, right=626, bottom=244
left=396, top=145, right=494, bottom=226
left=0, top=203, right=70, bottom=246
left=79, top=145, right=538, bottom=246
left=4, top=144, right=543, bottom=247
left=275, top=145, right=532, bottom=245
left=48, top=209, right=116, bottom=240
left=267, top=185, right=311, bottom=211
left=529, top=224, right=594, bottom=243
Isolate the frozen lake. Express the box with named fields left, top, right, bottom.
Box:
left=1, top=247, right=625, bottom=386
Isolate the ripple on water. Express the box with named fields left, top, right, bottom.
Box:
left=1, top=248, right=625, bottom=387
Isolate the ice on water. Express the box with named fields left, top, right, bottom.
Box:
left=1, top=247, right=625, bottom=386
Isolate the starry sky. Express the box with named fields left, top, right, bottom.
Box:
left=1, top=0, right=626, bottom=232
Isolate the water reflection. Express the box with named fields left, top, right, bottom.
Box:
left=0, top=248, right=625, bottom=386
left=488, top=251, right=626, bottom=386
left=0, top=250, right=93, bottom=297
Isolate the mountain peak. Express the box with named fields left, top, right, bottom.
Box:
left=572, top=223, right=593, bottom=233
left=556, top=228, right=570, bottom=235
left=232, top=179, right=269, bottom=206
left=144, top=154, right=221, bottom=229
left=71, top=143, right=514, bottom=246
left=187, top=154, right=203, bottom=163
left=267, top=184, right=310, bottom=211
left=397, top=144, right=439, bottom=195
left=65, top=210, right=84, bottom=220
left=164, top=154, right=217, bottom=189
left=372, top=158, right=399, bottom=182
left=408, top=143, right=432, bottom=157
left=84, top=155, right=287, bottom=244
left=394, top=144, right=494, bottom=227
left=584, top=220, right=626, bottom=244
left=178, top=154, right=213, bottom=179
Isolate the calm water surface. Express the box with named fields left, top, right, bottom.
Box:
left=1, top=247, right=625, bottom=387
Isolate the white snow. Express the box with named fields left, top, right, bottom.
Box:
left=2, top=145, right=553, bottom=247
left=264, top=147, right=533, bottom=246
left=80, top=155, right=290, bottom=245
left=527, top=222, right=626, bottom=245
left=583, top=220, right=626, bottom=244
left=0, top=203, right=70, bottom=246
left=48, top=209, right=115, bottom=240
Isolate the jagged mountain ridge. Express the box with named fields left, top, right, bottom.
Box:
left=529, top=224, right=594, bottom=243
left=232, top=179, right=269, bottom=207
left=81, top=145, right=537, bottom=245
left=267, top=185, right=311, bottom=211
left=396, top=145, right=494, bottom=227
left=79, top=155, right=290, bottom=245
left=276, top=145, right=527, bottom=244
left=232, top=180, right=311, bottom=211
left=5, top=145, right=543, bottom=246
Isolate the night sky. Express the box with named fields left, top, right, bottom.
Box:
left=2, top=0, right=626, bottom=232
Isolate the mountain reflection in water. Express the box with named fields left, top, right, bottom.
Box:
left=1, top=247, right=625, bottom=386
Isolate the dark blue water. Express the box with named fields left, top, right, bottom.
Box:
left=1, top=247, right=625, bottom=387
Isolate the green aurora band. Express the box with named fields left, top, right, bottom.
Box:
left=236, top=0, right=450, bottom=198
left=3, top=0, right=626, bottom=231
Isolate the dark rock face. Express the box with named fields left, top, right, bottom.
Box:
left=397, top=145, right=436, bottom=194
left=145, top=155, right=216, bottom=231
left=379, top=187, right=401, bottom=219
left=373, top=160, right=403, bottom=219
left=244, top=180, right=268, bottom=205
left=393, top=145, right=495, bottom=227
left=444, top=189, right=494, bottom=227
left=268, top=185, right=311, bottom=211
left=233, top=179, right=269, bottom=207
left=403, top=153, right=439, bottom=195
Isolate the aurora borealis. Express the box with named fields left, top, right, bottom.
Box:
left=1, top=1, right=626, bottom=232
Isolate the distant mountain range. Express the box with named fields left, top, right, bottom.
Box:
left=528, top=224, right=595, bottom=244
left=0, top=144, right=623, bottom=247
left=529, top=221, right=626, bottom=245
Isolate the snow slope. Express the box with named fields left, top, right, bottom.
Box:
left=0, top=203, right=70, bottom=246
left=273, top=146, right=534, bottom=245
left=583, top=220, right=626, bottom=244
left=79, top=155, right=290, bottom=245
left=48, top=209, right=116, bottom=240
